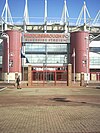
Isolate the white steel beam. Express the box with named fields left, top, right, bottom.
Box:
left=76, top=1, right=91, bottom=30
left=44, top=0, right=47, bottom=33
left=44, top=0, right=47, bottom=24
left=92, top=10, right=100, bottom=26
left=24, top=0, right=29, bottom=25
left=1, top=0, right=13, bottom=30
left=60, top=0, right=69, bottom=24
left=60, top=0, right=69, bottom=33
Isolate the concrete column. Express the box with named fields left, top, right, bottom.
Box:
left=28, top=65, right=32, bottom=86
left=67, top=64, right=72, bottom=86
left=80, top=72, right=84, bottom=86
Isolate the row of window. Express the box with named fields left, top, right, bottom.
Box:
left=26, top=54, right=67, bottom=64
left=25, top=44, right=67, bottom=52
left=90, top=57, right=100, bottom=65
left=0, top=55, right=99, bottom=65
left=90, top=47, right=100, bottom=53
left=25, top=54, right=100, bottom=65
left=25, top=43, right=68, bottom=64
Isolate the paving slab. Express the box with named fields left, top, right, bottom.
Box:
left=0, top=87, right=100, bottom=133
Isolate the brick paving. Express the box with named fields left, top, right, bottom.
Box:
left=0, top=87, right=100, bottom=133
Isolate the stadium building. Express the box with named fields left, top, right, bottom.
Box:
left=0, top=0, right=100, bottom=85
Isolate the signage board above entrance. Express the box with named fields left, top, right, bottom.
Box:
left=23, top=33, right=68, bottom=43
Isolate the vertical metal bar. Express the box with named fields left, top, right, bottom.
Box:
left=7, top=35, right=9, bottom=83
left=5, top=0, right=8, bottom=30
left=22, top=43, right=25, bottom=81
left=85, top=37, right=89, bottom=85
left=72, top=48, right=75, bottom=83
left=73, top=48, right=75, bottom=83
left=45, top=43, right=47, bottom=82
left=54, top=70, right=56, bottom=86
left=44, top=0, right=47, bottom=82
left=43, top=65, right=45, bottom=85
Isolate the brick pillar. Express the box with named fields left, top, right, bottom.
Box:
left=67, top=64, right=72, bottom=86
left=80, top=72, right=84, bottom=86
left=28, top=65, right=32, bottom=86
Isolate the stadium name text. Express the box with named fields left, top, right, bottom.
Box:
left=23, top=33, right=68, bottom=43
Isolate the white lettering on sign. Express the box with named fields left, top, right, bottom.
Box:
left=23, top=33, right=68, bottom=43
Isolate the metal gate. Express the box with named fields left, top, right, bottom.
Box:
left=32, top=66, right=67, bottom=85
left=90, top=72, right=100, bottom=81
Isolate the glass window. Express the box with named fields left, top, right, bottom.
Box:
left=90, top=47, right=100, bottom=53
left=26, top=54, right=45, bottom=64
left=25, top=43, right=67, bottom=64
left=47, top=55, right=67, bottom=64
left=47, top=44, right=67, bottom=52
left=90, top=57, right=100, bottom=65
left=0, top=56, right=2, bottom=64
left=25, top=44, right=45, bottom=52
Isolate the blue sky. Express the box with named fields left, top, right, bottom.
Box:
left=0, top=0, right=100, bottom=23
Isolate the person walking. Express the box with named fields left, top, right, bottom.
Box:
left=16, top=76, right=21, bottom=89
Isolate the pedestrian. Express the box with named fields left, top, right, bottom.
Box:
left=16, top=76, right=21, bottom=89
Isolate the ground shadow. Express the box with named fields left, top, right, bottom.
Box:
left=50, top=97, right=87, bottom=105
left=50, top=97, right=71, bottom=102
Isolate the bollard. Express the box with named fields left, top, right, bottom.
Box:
left=67, top=64, right=72, bottom=86
left=28, top=65, right=32, bottom=86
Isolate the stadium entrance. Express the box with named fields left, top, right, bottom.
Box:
left=32, top=66, right=67, bottom=85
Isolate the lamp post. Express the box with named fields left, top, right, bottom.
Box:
left=1, top=33, right=9, bottom=83
left=72, top=48, right=75, bottom=83
left=85, top=36, right=89, bottom=85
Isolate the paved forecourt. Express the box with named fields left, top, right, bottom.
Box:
left=0, top=86, right=100, bottom=133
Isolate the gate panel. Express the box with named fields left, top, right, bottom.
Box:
left=90, top=72, right=100, bottom=81
left=32, top=66, right=67, bottom=85
left=56, top=72, right=67, bottom=81
left=96, top=73, right=100, bottom=81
